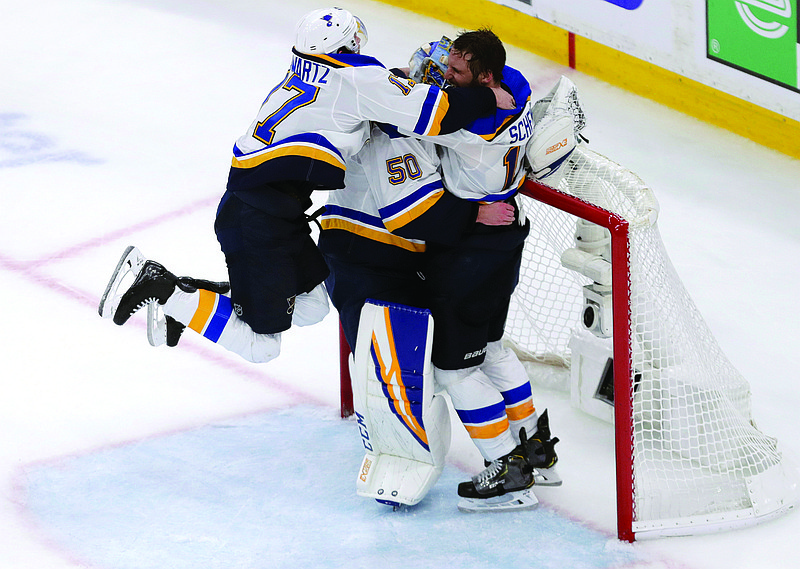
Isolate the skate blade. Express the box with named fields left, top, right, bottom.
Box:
left=457, top=488, right=539, bottom=513
left=534, top=466, right=562, bottom=487
left=146, top=301, right=166, bottom=347
left=98, top=246, right=146, bottom=319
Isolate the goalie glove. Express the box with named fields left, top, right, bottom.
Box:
left=527, top=76, right=586, bottom=181
left=408, top=36, right=452, bottom=88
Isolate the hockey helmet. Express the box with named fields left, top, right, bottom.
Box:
left=294, top=7, right=368, bottom=55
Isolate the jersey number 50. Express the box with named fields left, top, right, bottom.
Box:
left=386, top=154, right=423, bottom=185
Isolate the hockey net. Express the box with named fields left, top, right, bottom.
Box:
left=507, top=144, right=798, bottom=540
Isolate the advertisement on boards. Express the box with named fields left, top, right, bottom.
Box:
left=488, top=0, right=674, bottom=53
left=486, top=0, right=800, bottom=122
left=707, top=0, right=798, bottom=92
left=601, top=0, right=644, bottom=7
left=493, top=0, right=645, bottom=12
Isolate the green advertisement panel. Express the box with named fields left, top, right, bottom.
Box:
left=707, top=0, right=798, bottom=92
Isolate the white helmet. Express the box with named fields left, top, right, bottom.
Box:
left=294, top=7, right=368, bottom=55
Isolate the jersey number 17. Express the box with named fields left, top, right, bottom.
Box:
left=253, top=73, right=320, bottom=146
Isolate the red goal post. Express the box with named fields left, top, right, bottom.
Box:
left=513, top=177, right=635, bottom=541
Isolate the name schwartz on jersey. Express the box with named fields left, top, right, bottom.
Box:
left=290, top=52, right=333, bottom=84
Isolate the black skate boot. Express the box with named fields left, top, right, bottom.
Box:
left=112, top=260, right=179, bottom=325
left=100, top=246, right=231, bottom=341
left=165, top=315, right=185, bottom=347
left=99, top=246, right=146, bottom=320
left=457, top=448, right=534, bottom=499
left=457, top=428, right=539, bottom=512
left=526, top=410, right=562, bottom=486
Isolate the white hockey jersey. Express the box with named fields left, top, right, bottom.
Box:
left=228, top=49, right=496, bottom=194
left=321, top=123, right=440, bottom=253
left=320, top=66, right=534, bottom=259
left=321, top=120, right=485, bottom=256
left=425, top=65, right=534, bottom=202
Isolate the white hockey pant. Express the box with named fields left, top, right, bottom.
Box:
left=163, top=289, right=281, bottom=363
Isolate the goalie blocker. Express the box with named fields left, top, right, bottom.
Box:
left=352, top=300, right=451, bottom=507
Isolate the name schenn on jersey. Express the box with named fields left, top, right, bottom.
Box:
left=508, top=111, right=533, bottom=144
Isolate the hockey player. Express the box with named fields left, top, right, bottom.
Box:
left=319, top=122, right=515, bottom=353
left=407, top=30, right=561, bottom=509
left=319, top=114, right=519, bottom=510
left=322, top=30, right=560, bottom=510
left=98, top=8, right=514, bottom=364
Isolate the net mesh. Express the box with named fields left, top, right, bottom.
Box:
left=505, top=145, right=791, bottom=533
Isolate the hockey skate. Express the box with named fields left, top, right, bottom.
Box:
left=146, top=281, right=228, bottom=347
left=147, top=306, right=188, bottom=347
left=98, top=246, right=147, bottom=321
left=527, top=409, right=562, bottom=487
left=99, top=246, right=230, bottom=343
left=100, top=252, right=181, bottom=326
left=457, top=429, right=538, bottom=513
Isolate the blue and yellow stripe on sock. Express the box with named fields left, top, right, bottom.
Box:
left=502, top=383, right=536, bottom=424
left=456, top=402, right=511, bottom=440
left=188, top=289, right=232, bottom=342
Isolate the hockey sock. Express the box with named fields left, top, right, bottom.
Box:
left=163, top=289, right=281, bottom=363
left=481, top=341, right=539, bottom=444
left=501, top=384, right=538, bottom=446
left=434, top=366, right=516, bottom=461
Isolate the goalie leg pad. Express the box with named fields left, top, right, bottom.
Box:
left=353, top=300, right=450, bottom=506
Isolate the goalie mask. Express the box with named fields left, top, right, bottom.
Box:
left=408, top=36, right=452, bottom=88
left=294, top=7, right=369, bottom=55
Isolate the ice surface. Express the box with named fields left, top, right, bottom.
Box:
left=2, top=1, right=799, bottom=568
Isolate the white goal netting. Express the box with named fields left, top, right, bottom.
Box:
left=505, top=145, right=798, bottom=538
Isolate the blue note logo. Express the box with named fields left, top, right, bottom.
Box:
left=602, top=0, right=644, bottom=8
left=0, top=113, right=101, bottom=168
